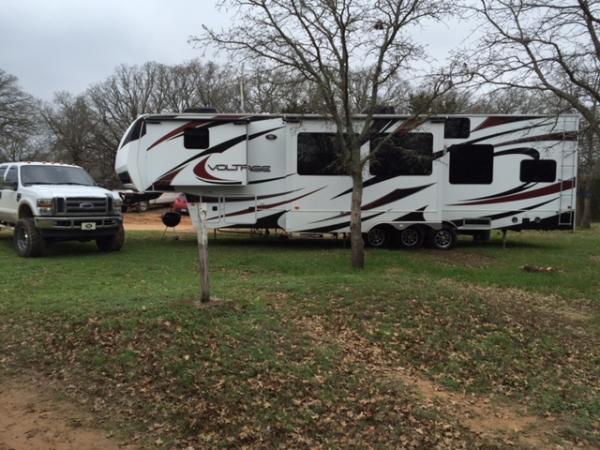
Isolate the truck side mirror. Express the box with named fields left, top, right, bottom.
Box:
left=10, top=181, right=18, bottom=191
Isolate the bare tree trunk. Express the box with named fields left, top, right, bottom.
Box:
left=580, top=178, right=593, bottom=229
left=350, top=170, right=364, bottom=269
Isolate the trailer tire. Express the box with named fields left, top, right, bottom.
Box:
left=428, top=225, right=457, bottom=250
left=366, top=226, right=393, bottom=248
left=397, top=226, right=424, bottom=250
left=96, top=224, right=125, bottom=252
left=14, top=218, right=45, bottom=257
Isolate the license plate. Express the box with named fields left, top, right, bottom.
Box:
left=81, top=222, right=96, bottom=231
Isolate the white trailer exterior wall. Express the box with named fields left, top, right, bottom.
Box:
left=115, top=113, right=579, bottom=246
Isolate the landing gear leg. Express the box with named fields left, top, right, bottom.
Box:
left=501, top=229, right=508, bottom=249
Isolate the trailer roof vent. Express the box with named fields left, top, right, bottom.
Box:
left=182, top=107, right=217, bottom=114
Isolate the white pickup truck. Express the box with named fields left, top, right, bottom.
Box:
left=0, top=162, right=124, bottom=257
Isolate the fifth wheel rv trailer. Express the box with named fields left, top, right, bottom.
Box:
left=115, top=112, right=579, bottom=249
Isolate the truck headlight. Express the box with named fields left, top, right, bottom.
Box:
left=112, top=197, right=123, bottom=213
left=37, top=198, right=55, bottom=215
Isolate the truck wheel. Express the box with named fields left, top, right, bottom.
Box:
left=14, top=218, right=45, bottom=257
left=136, top=200, right=149, bottom=213
left=398, top=226, right=424, bottom=250
left=96, top=224, right=125, bottom=252
left=366, top=226, right=392, bottom=248
left=428, top=225, right=457, bottom=250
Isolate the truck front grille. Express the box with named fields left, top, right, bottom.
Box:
left=64, top=197, right=109, bottom=215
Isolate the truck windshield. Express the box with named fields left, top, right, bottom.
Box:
left=21, top=165, right=95, bottom=186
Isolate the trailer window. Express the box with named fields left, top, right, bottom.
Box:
left=297, top=133, right=348, bottom=176
left=369, top=133, right=433, bottom=176
left=520, top=159, right=556, bottom=182
left=444, top=118, right=470, bottom=139
left=449, top=144, right=494, bottom=184
left=184, top=127, right=209, bottom=149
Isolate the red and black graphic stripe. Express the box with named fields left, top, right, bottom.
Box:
left=248, top=173, right=295, bottom=185
left=472, top=116, right=543, bottom=132
left=146, top=116, right=275, bottom=151
left=331, top=175, right=391, bottom=199
left=222, top=211, right=286, bottom=230
left=362, top=184, right=434, bottom=210
left=303, top=212, right=386, bottom=233
left=152, top=167, right=184, bottom=190
left=463, top=182, right=535, bottom=202
left=452, top=178, right=575, bottom=206
left=481, top=198, right=558, bottom=221
left=394, top=206, right=427, bottom=222
left=147, top=120, right=211, bottom=151
left=313, top=186, right=432, bottom=224
left=207, top=187, right=325, bottom=221
left=495, top=132, right=577, bottom=148
left=201, top=189, right=302, bottom=203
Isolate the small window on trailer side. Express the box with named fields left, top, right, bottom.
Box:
left=444, top=118, right=470, bottom=139
left=449, top=144, right=494, bottom=184
left=369, top=132, right=433, bottom=176
left=184, top=127, right=210, bottom=149
left=520, top=159, right=557, bottom=182
left=297, top=133, right=348, bottom=176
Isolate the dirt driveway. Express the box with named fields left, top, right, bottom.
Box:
left=0, top=378, right=134, bottom=450
left=123, top=209, right=194, bottom=232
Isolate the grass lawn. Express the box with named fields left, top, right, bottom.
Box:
left=0, top=226, right=598, bottom=449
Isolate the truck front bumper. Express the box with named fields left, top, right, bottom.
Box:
left=35, top=215, right=122, bottom=240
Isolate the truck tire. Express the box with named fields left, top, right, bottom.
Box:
left=14, top=218, right=45, bottom=257
left=428, top=225, right=457, bottom=250
left=96, top=224, right=125, bottom=252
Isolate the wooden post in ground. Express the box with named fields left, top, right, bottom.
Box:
left=196, top=202, right=210, bottom=303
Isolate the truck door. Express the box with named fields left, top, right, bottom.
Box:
left=0, top=166, right=19, bottom=224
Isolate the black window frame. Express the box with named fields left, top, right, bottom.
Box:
left=184, top=127, right=210, bottom=150
left=4, top=166, right=18, bottom=188
left=119, top=117, right=146, bottom=149
left=369, top=132, right=434, bottom=177
left=297, top=132, right=349, bottom=176
left=449, top=144, right=494, bottom=185
left=520, top=159, right=557, bottom=183
left=444, top=118, right=471, bottom=139
left=0, top=166, right=6, bottom=183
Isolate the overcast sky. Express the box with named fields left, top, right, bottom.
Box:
left=0, top=0, right=472, bottom=101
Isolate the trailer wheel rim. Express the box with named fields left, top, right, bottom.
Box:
left=434, top=229, right=453, bottom=249
left=400, top=228, right=420, bottom=247
left=16, top=225, right=29, bottom=253
left=367, top=228, right=386, bottom=247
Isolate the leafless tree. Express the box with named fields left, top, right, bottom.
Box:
left=0, top=69, right=38, bottom=162
left=198, top=0, right=459, bottom=268
left=43, top=93, right=98, bottom=168
left=466, top=0, right=600, bottom=227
